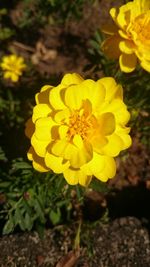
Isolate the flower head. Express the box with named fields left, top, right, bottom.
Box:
left=25, top=73, right=131, bottom=186
left=0, top=54, right=26, bottom=82
left=102, top=0, right=150, bottom=72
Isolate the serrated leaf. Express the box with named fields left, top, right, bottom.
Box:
left=3, top=216, right=14, bottom=234
left=24, top=212, right=33, bottom=231
left=0, top=181, right=11, bottom=188
left=14, top=207, right=26, bottom=231
left=49, top=208, right=61, bottom=225
left=34, top=198, right=45, bottom=223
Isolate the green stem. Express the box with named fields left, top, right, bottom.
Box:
left=74, top=220, right=82, bottom=250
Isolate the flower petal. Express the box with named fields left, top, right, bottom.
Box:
left=63, top=167, right=91, bottom=186
left=98, top=112, right=115, bottom=136
left=49, top=84, right=66, bottom=110
left=54, top=109, right=70, bottom=123
left=64, top=84, right=84, bottom=110
left=140, top=60, right=150, bottom=72
left=27, top=147, right=49, bottom=172
left=32, top=104, right=51, bottom=123
left=61, top=73, right=84, bottom=86
left=119, top=53, right=137, bottom=72
left=134, top=0, right=150, bottom=13
left=65, top=79, right=105, bottom=111
left=102, top=35, right=122, bottom=59
left=101, top=99, right=130, bottom=125
left=117, top=2, right=133, bottom=29
left=81, top=152, right=105, bottom=175
left=90, top=135, right=108, bottom=154
left=116, top=125, right=132, bottom=149
left=119, top=40, right=135, bottom=54
left=31, top=134, right=49, bottom=157
left=94, top=156, right=116, bottom=182
left=45, top=152, right=70, bottom=173
left=34, top=117, right=56, bottom=140
left=25, top=118, right=35, bottom=138
left=35, top=85, right=52, bottom=105
left=98, top=77, right=119, bottom=101
left=102, top=23, right=118, bottom=35
left=101, top=133, right=124, bottom=157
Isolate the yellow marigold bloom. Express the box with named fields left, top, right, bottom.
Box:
left=25, top=73, right=131, bottom=186
left=102, top=0, right=150, bottom=72
left=0, top=54, right=26, bottom=82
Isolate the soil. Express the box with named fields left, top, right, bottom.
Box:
left=1, top=217, right=150, bottom=267
left=1, top=1, right=150, bottom=266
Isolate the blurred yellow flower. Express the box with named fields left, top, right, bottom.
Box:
left=25, top=73, right=131, bottom=186
left=102, top=0, right=150, bottom=72
left=0, top=54, right=26, bottom=82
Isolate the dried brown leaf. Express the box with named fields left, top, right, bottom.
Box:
left=56, top=250, right=80, bottom=267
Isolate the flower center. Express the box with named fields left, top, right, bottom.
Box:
left=128, top=12, right=150, bottom=45
left=67, top=110, right=92, bottom=140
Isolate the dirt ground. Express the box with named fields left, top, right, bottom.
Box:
left=1, top=0, right=150, bottom=266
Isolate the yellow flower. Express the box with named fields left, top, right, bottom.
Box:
left=0, top=54, right=26, bottom=82
left=25, top=73, right=131, bottom=186
left=102, top=0, right=150, bottom=72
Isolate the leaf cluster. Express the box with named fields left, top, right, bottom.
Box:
left=0, top=157, right=80, bottom=235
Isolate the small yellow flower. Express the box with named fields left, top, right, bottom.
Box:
left=102, top=0, right=150, bottom=72
left=0, top=54, right=26, bottom=82
left=25, top=73, right=131, bottom=186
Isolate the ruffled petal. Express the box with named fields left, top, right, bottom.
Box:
left=32, top=104, right=51, bottom=123
left=34, top=117, right=56, bottom=140
left=64, top=84, right=84, bottom=110
left=97, top=112, right=115, bottom=136
left=101, top=133, right=124, bottom=157
left=102, top=23, right=118, bottom=35
left=54, top=108, right=70, bottom=123
left=31, top=134, right=49, bottom=157
left=98, top=77, right=119, bottom=101
left=101, top=99, right=130, bottom=125
left=90, top=135, right=108, bottom=154
left=45, top=152, right=70, bottom=173
left=27, top=147, right=49, bottom=172
left=134, top=0, right=150, bottom=14
left=140, top=60, right=150, bottom=72
left=49, top=84, right=66, bottom=110
left=119, top=53, right=137, bottom=72
left=94, top=156, right=116, bottom=182
left=119, top=40, right=135, bottom=54
left=25, top=118, right=35, bottom=138
left=61, top=73, right=84, bottom=86
left=81, top=152, right=105, bottom=175
left=63, top=167, right=91, bottom=186
left=116, top=125, right=132, bottom=149
left=35, top=85, right=52, bottom=105
left=65, top=79, right=105, bottom=111
left=117, top=2, right=133, bottom=29
left=102, top=35, right=122, bottom=59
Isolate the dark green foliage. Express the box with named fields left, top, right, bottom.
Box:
left=13, top=0, right=96, bottom=29
left=0, top=158, right=75, bottom=235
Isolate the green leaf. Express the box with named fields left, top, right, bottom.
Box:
left=90, top=178, right=109, bottom=193
left=35, top=221, right=45, bottom=239
left=3, top=215, right=14, bottom=234
left=14, top=207, right=26, bottom=231
left=24, top=212, right=33, bottom=231
left=34, top=198, right=46, bottom=223
left=49, top=208, right=61, bottom=225
left=0, top=181, right=11, bottom=188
